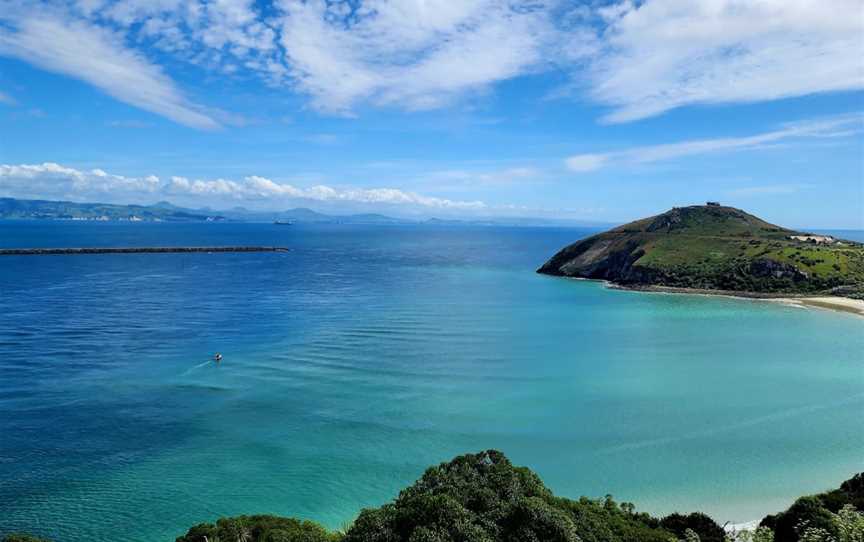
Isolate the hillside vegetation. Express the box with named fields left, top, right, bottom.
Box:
left=538, top=205, right=864, bottom=296
left=4, top=451, right=862, bottom=542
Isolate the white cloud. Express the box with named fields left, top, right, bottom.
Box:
left=0, top=10, right=219, bottom=129
left=565, top=114, right=863, bottom=172
left=0, top=163, right=161, bottom=199
left=422, top=167, right=540, bottom=186
left=2, top=0, right=862, bottom=124
left=564, top=154, right=609, bottom=173
left=0, top=162, right=486, bottom=211
left=277, top=0, right=552, bottom=113
left=584, top=0, right=864, bottom=122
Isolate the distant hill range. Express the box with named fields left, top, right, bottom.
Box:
left=0, top=197, right=413, bottom=224
left=0, top=197, right=610, bottom=227
left=538, top=204, right=864, bottom=297
left=0, top=197, right=225, bottom=222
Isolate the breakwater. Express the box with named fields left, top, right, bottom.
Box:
left=0, top=246, right=289, bottom=256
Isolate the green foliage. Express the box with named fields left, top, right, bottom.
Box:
left=554, top=496, right=675, bottom=542
left=341, top=450, right=578, bottom=542
left=772, top=497, right=839, bottom=541
left=682, top=528, right=702, bottom=542
left=729, top=526, right=775, bottom=542
left=342, top=450, right=676, bottom=542
left=175, top=515, right=341, bottom=542
left=835, top=505, right=864, bottom=542
left=661, top=512, right=726, bottom=542
left=796, top=526, right=836, bottom=542
left=818, top=475, right=864, bottom=515
left=792, top=504, right=864, bottom=542
left=761, top=474, right=864, bottom=542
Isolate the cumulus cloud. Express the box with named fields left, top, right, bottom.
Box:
left=0, top=163, right=161, bottom=199
left=0, top=11, right=219, bottom=129
left=0, top=162, right=486, bottom=211
left=565, top=114, right=864, bottom=172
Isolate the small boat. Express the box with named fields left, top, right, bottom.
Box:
left=274, top=220, right=294, bottom=225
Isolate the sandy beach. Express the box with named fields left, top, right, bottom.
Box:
left=771, top=296, right=864, bottom=317
left=606, top=283, right=864, bottom=318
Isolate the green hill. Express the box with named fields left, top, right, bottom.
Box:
left=538, top=204, right=864, bottom=297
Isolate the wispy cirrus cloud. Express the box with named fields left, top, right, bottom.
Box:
left=580, top=0, right=864, bottom=123
left=0, top=9, right=219, bottom=129
left=277, top=0, right=552, bottom=113
left=0, top=162, right=487, bottom=211
left=565, top=114, right=864, bottom=172
left=1, top=1, right=862, bottom=126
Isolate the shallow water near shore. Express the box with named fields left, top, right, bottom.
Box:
left=1, top=221, right=862, bottom=541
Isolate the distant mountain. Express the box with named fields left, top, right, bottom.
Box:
left=538, top=204, right=864, bottom=297
left=0, top=197, right=612, bottom=228
left=0, top=198, right=408, bottom=224
left=0, top=197, right=223, bottom=222
left=219, top=207, right=411, bottom=224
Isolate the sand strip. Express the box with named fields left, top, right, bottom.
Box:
left=602, top=283, right=864, bottom=318
left=770, top=296, right=864, bottom=317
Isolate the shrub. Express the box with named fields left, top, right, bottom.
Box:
left=175, top=515, right=341, bottom=542
left=661, top=512, right=725, bottom=542
left=762, top=497, right=838, bottom=542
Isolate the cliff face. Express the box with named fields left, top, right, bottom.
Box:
left=538, top=205, right=864, bottom=296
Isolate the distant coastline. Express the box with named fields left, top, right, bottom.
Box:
left=0, top=196, right=613, bottom=227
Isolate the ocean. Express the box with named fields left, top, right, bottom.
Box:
left=1, top=221, right=862, bottom=541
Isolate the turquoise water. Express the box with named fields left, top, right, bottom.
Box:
left=1, top=221, right=862, bottom=541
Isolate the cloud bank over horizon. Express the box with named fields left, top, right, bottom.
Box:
left=0, top=162, right=489, bottom=215
left=0, top=0, right=861, bottom=127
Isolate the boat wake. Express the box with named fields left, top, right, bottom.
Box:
left=180, top=360, right=213, bottom=376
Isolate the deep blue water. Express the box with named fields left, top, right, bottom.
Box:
left=1, top=221, right=862, bottom=541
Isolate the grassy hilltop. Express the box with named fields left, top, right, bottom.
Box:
left=538, top=204, right=864, bottom=297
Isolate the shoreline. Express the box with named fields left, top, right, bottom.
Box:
left=592, top=281, right=864, bottom=318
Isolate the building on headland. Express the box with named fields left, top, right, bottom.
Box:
left=789, top=234, right=836, bottom=245
left=706, top=201, right=721, bottom=206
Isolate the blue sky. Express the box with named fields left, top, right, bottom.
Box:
left=0, top=0, right=862, bottom=228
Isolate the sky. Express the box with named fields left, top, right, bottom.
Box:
left=0, top=0, right=862, bottom=228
